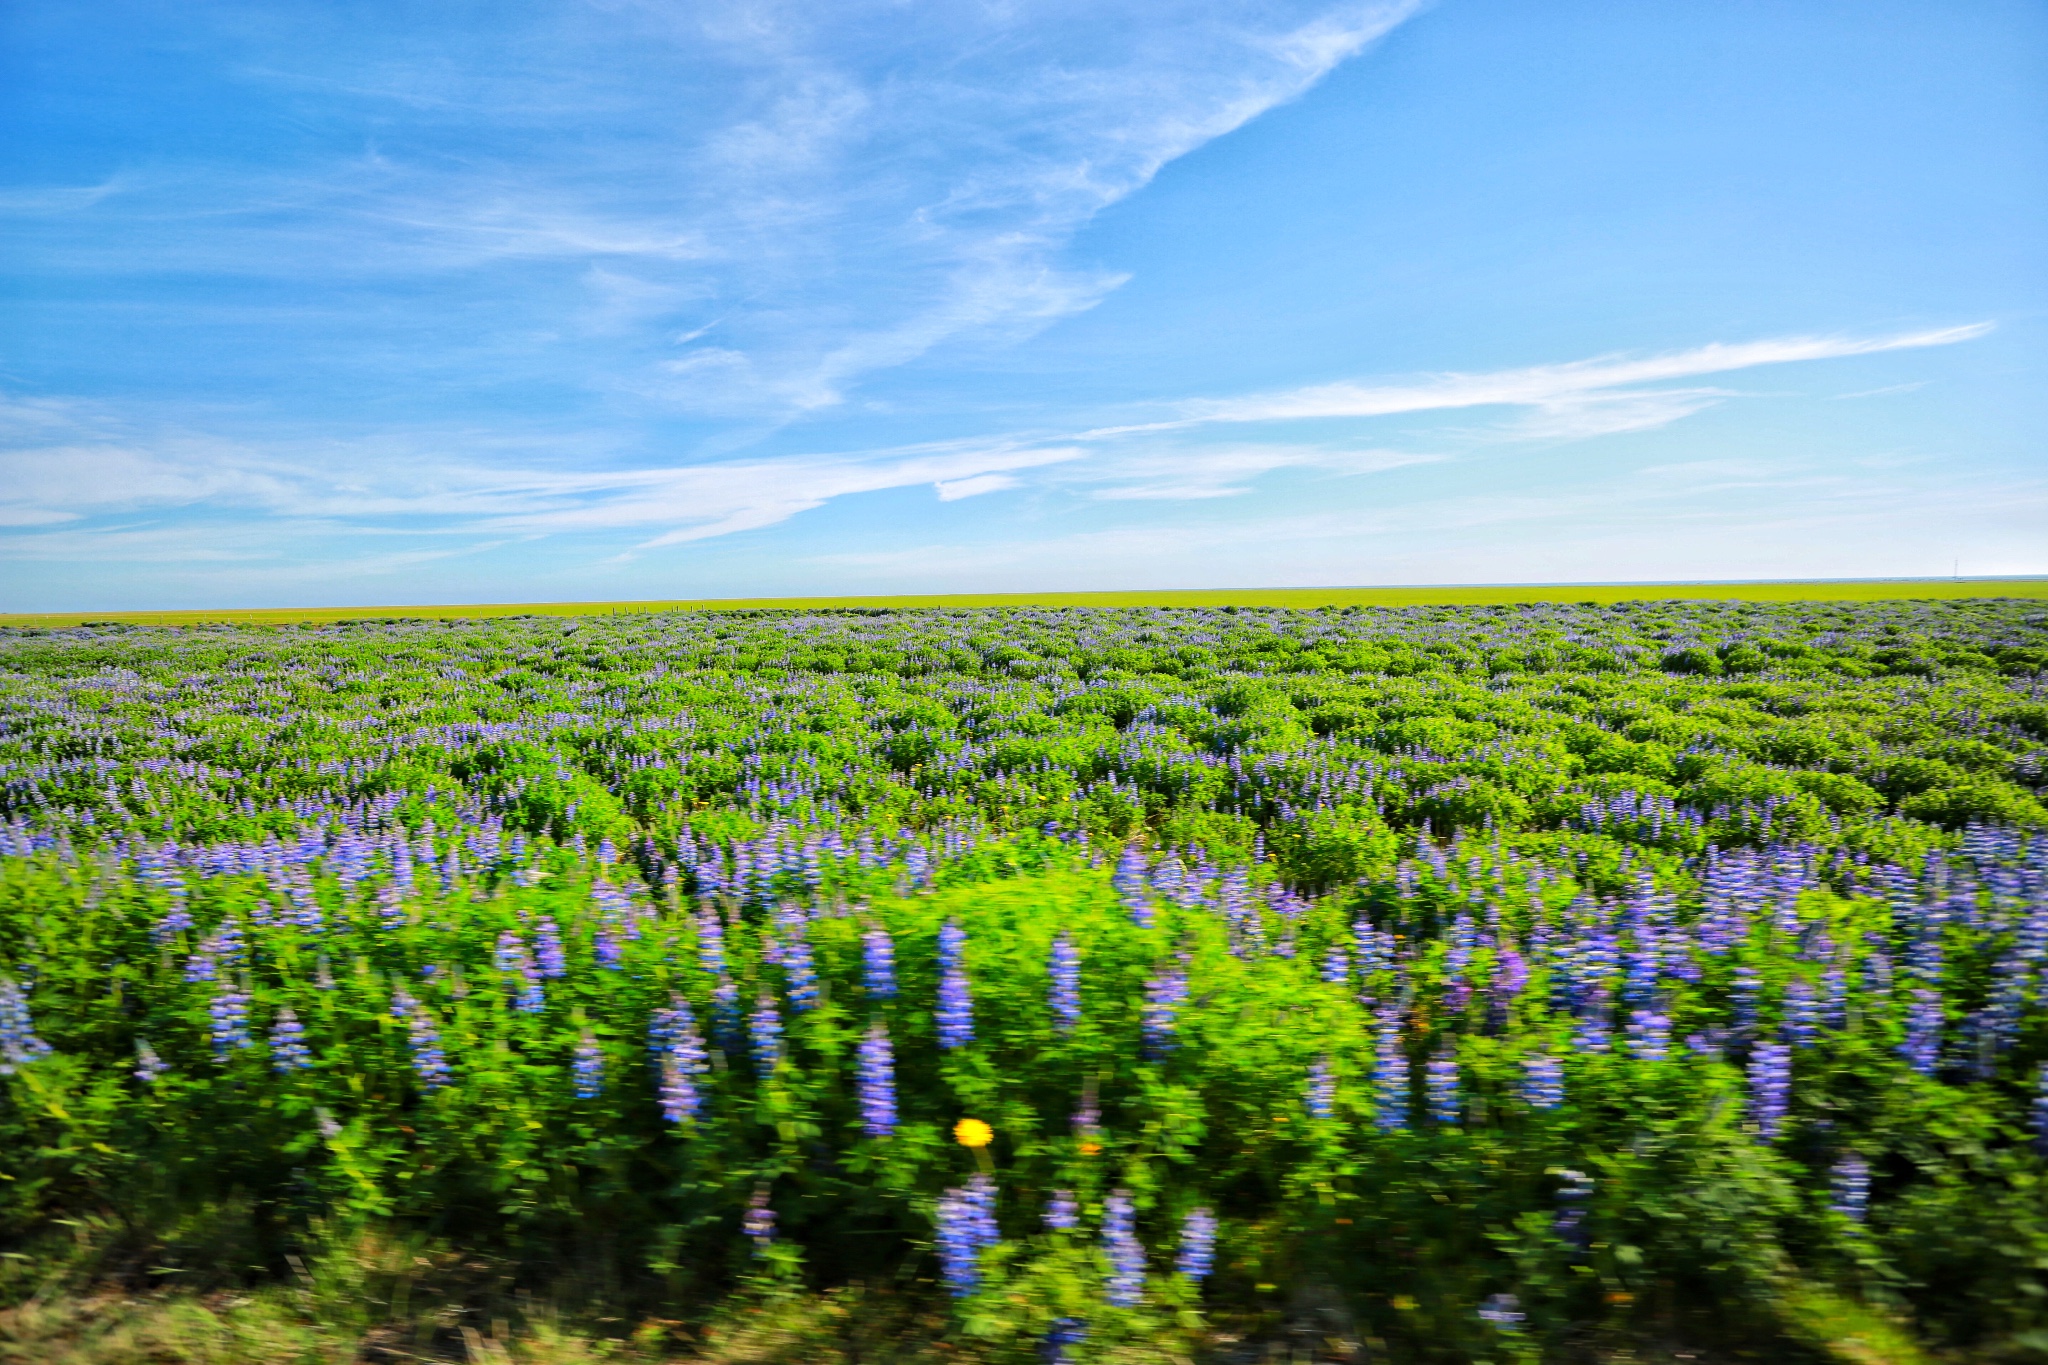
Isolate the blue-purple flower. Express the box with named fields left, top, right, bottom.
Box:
left=207, top=983, right=252, bottom=1061
left=572, top=1030, right=604, bottom=1098
left=1141, top=963, right=1186, bottom=1057
left=1626, top=1007, right=1669, bottom=1062
left=784, top=935, right=819, bottom=1012
left=1478, top=1293, right=1524, bottom=1332
left=863, top=925, right=897, bottom=999
left=1114, top=845, right=1153, bottom=928
left=749, top=993, right=783, bottom=1077
left=497, top=931, right=545, bottom=1013
left=1048, top=931, right=1081, bottom=1033
left=1306, top=1056, right=1335, bottom=1119
left=2034, top=1062, right=2048, bottom=1156
left=1426, top=1046, right=1459, bottom=1126
left=1782, top=976, right=1817, bottom=1047
left=660, top=1041, right=703, bottom=1124
left=696, top=907, right=727, bottom=977
left=858, top=1022, right=896, bottom=1137
left=937, top=921, right=973, bottom=1049
left=1374, top=1012, right=1409, bottom=1131
left=712, top=973, right=740, bottom=1050
left=936, top=1174, right=999, bottom=1296
left=269, top=1006, right=311, bottom=1072
left=1521, top=1052, right=1563, bottom=1110
left=0, top=977, right=52, bottom=1074
left=1553, top=1168, right=1592, bottom=1251
left=1044, top=1189, right=1078, bottom=1232
left=1175, top=1206, right=1216, bottom=1281
left=1829, top=1152, right=1869, bottom=1223
left=1900, top=988, right=1941, bottom=1077
left=407, top=1010, right=451, bottom=1090
left=1041, top=1318, right=1087, bottom=1364
left=534, top=916, right=567, bottom=978
left=1748, top=1041, right=1791, bottom=1141
left=1103, top=1188, right=1145, bottom=1307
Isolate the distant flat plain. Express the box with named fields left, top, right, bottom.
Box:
left=4, top=579, right=2046, bottom=629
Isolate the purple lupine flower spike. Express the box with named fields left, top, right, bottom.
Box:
left=1374, top=1010, right=1409, bottom=1131
left=1306, top=1057, right=1335, bottom=1119
left=858, top=1022, right=896, bottom=1137
left=407, top=1009, right=451, bottom=1090
left=1044, top=1189, right=1078, bottom=1231
left=863, top=925, right=897, bottom=999
left=0, top=978, right=53, bottom=1074
left=1141, top=963, right=1186, bottom=1057
left=269, top=1006, right=312, bottom=1071
left=1048, top=932, right=1080, bottom=1032
left=937, top=921, right=973, bottom=1049
left=936, top=1173, right=999, bottom=1296
left=1748, top=1041, right=1791, bottom=1141
left=1103, top=1188, right=1145, bottom=1307
left=1426, top=1045, right=1459, bottom=1126
left=2034, top=1063, right=2048, bottom=1156
left=534, top=916, right=567, bottom=978
left=1521, top=1051, right=1563, bottom=1110
left=207, top=983, right=252, bottom=1060
left=1115, top=845, right=1153, bottom=928
left=572, top=1031, right=603, bottom=1098
left=749, top=993, right=783, bottom=1078
left=1830, top=1153, right=1870, bottom=1222
left=1626, top=1007, right=1669, bottom=1061
left=1900, top=988, right=1941, bottom=1076
left=1176, top=1207, right=1216, bottom=1281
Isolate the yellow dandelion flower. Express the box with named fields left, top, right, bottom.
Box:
left=954, top=1117, right=993, bottom=1148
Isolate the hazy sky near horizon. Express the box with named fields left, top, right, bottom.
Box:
left=3, top=0, right=2044, bottom=610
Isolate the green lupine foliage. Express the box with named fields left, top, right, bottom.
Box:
left=1, top=598, right=2046, bottom=1361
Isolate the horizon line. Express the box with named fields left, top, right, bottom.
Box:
left=5, top=575, right=2047, bottom=628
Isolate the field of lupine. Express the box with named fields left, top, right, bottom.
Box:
left=3, top=598, right=2047, bottom=1362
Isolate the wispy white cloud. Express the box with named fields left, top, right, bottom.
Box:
left=935, top=473, right=1024, bottom=502
left=366, top=195, right=715, bottom=263
left=0, top=175, right=137, bottom=215
left=1038, top=321, right=1991, bottom=497
left=0, top=320, right=1996, bottom=566
left=0, top=399, right=1089, bottom=564
left=631, top=1, right=1426, bottom=412
left=1494, top=387, right=1731, bottom=442
left=576, top=267, right=703, bottom=336
left=1830, top=381, right=1929, bottom=400
left=1066, top=443, right=1438, bottom=500
left=1095, top=323, right=1992, bottom=432
left=611, top=444, right=1087, bottom=550
left=4, top=1, right=1423, bottom=421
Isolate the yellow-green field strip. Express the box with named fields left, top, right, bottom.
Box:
left=4, top=579, right=2045, bottom=629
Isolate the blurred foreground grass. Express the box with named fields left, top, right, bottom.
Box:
left=0, top=1288, right=1950, bottom=1365
left=0, top=1229, right=1949, bottom=1365
left=0, top=1290, right=972, bottom=1365
left=0, top=1228, right=917, bottom=1365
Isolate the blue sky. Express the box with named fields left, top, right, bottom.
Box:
left=2, top=0, right=2043, bottom=610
